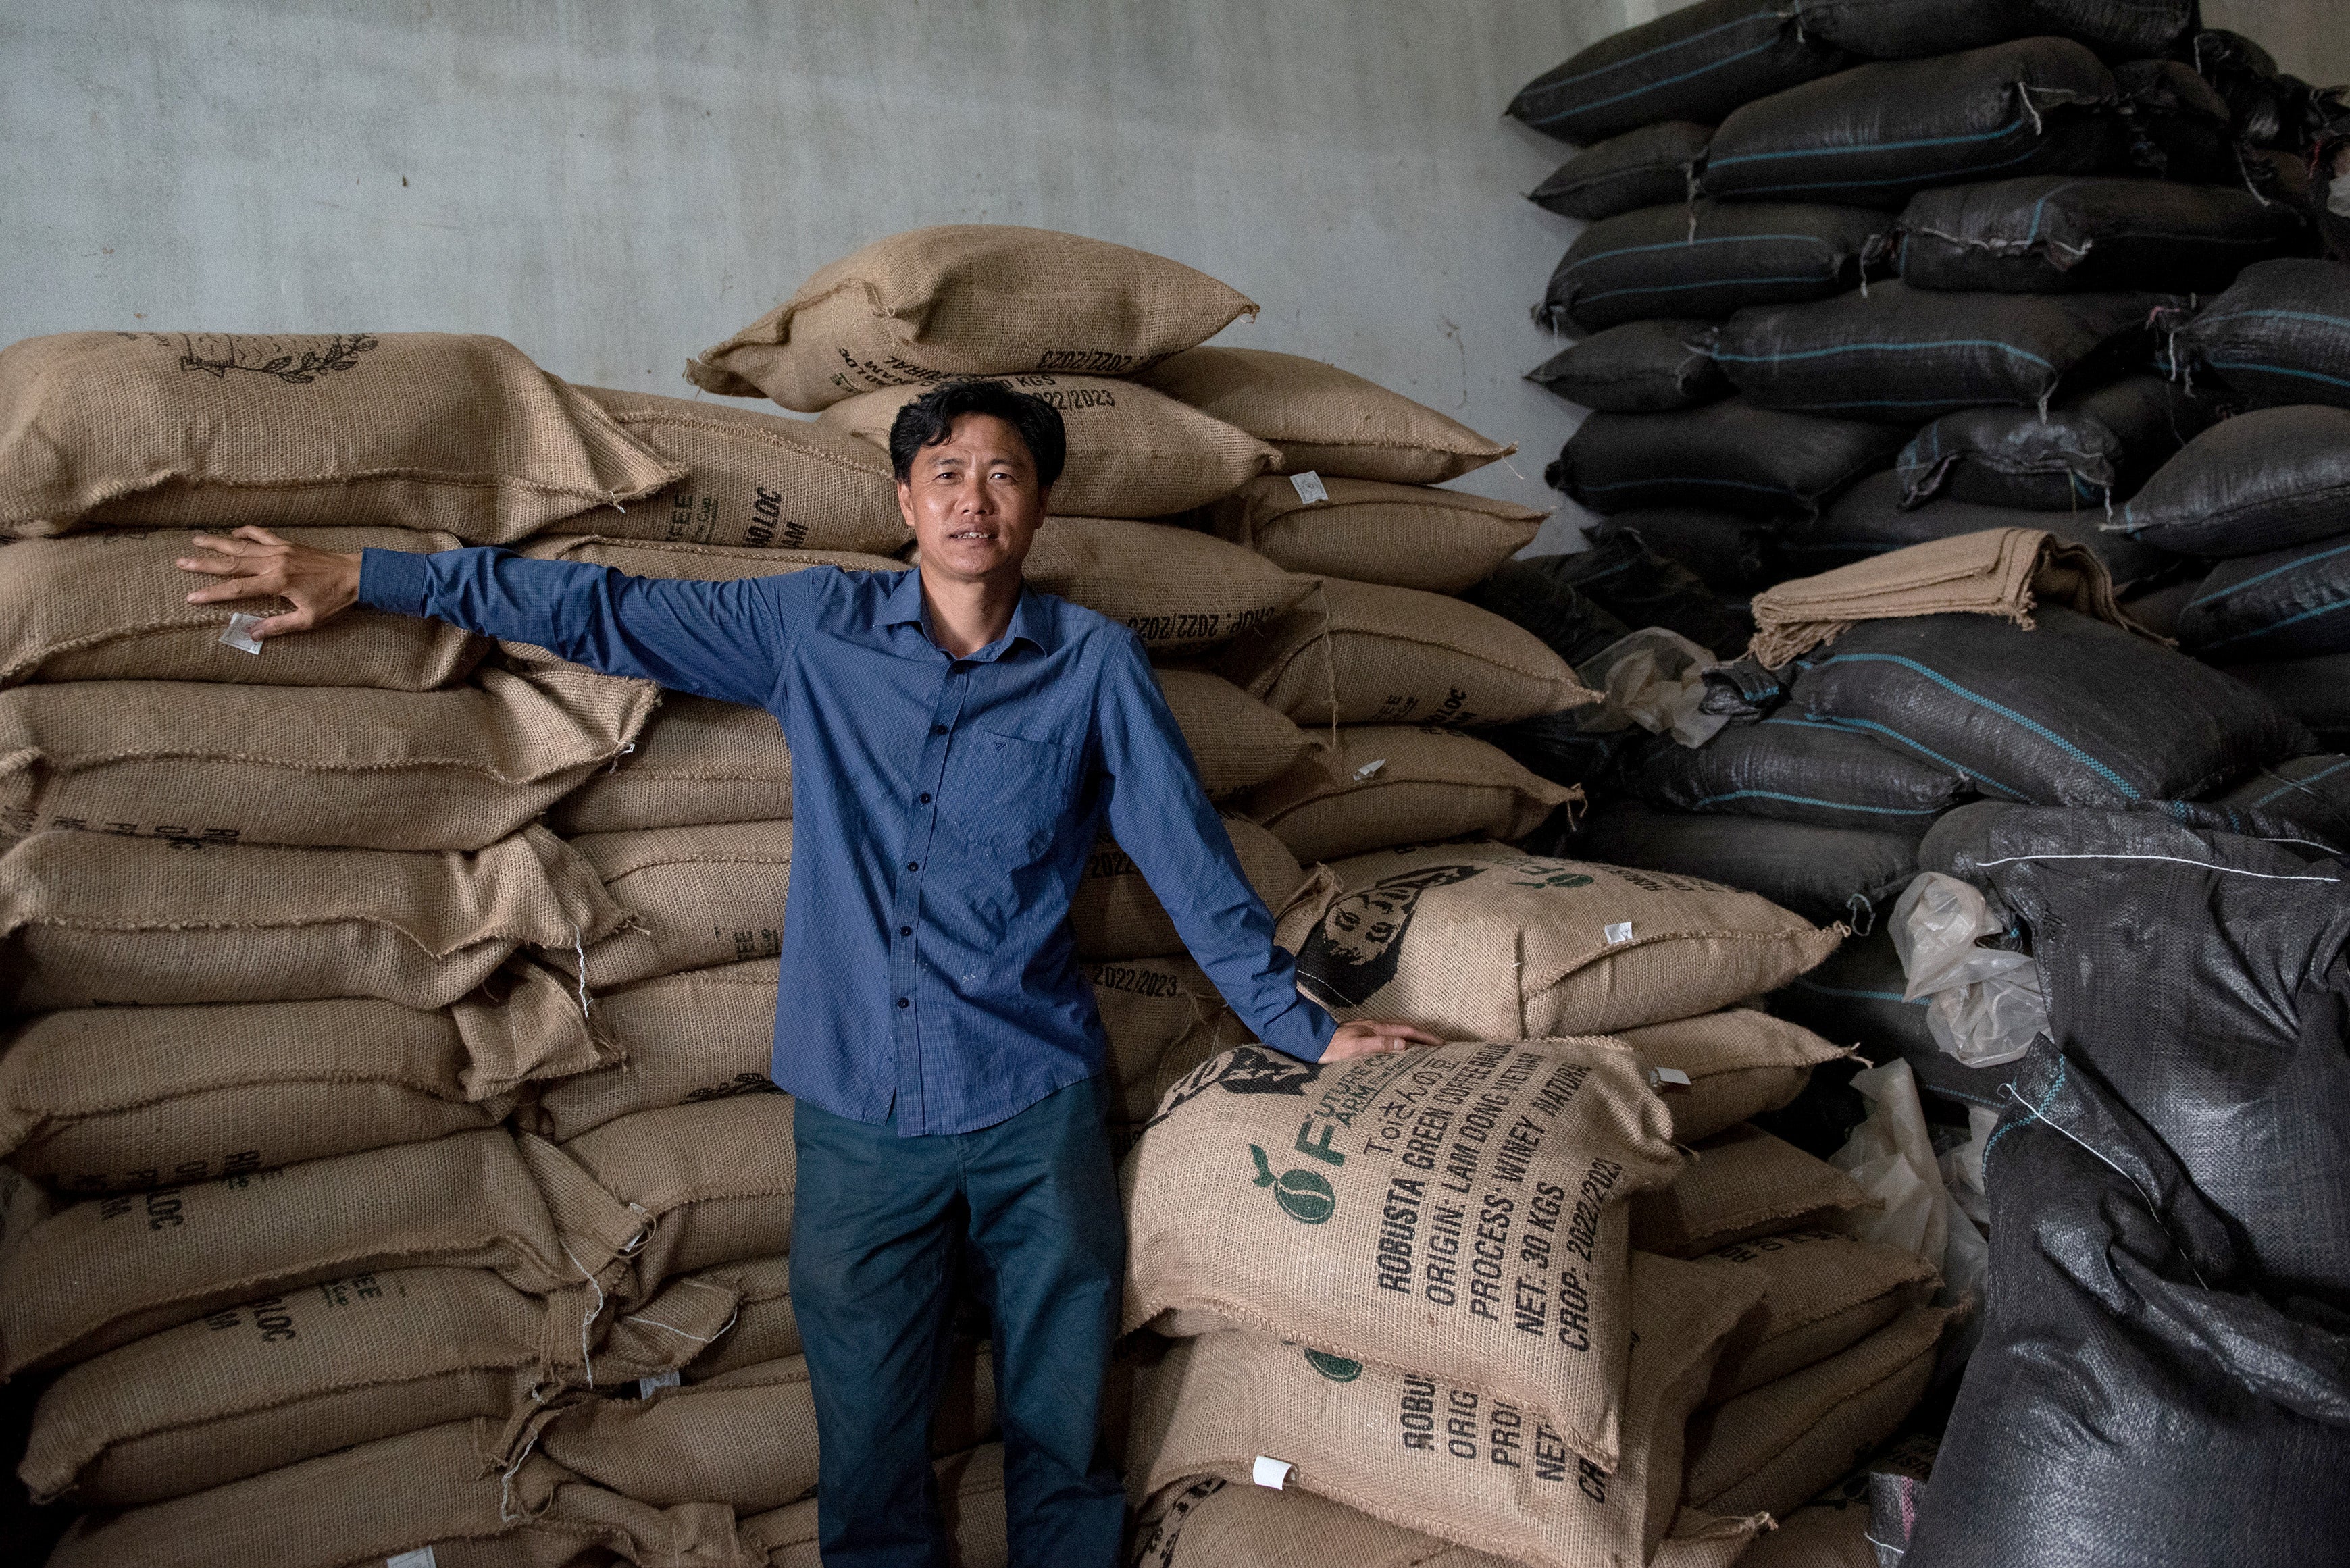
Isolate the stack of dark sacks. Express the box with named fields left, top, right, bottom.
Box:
left=1119, top=810, right=1964, bottom=1562
left=2110, top=257, right=2350, bottom=843
left=1881, top=804, right=2350, bottom=1565
left=0, top=330, right=769, bottom=1567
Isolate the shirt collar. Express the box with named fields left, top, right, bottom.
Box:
left=880, top=565, right=1058, bottom=658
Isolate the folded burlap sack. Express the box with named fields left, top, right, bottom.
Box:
left=1125, top=1252, right=1765, bottom=1568
left=1209, top=474, right=1545, bottom=594
left=1615, top=1010, right=1849, bottom=1144
left=686, top=225, right=1256, bottom=410
left=523, top=958, right=780, bottom=1143
left=557, top=1095, right=798, bottom=1295
left=1, top=965, right=611, bottom=1192
left=1745, top=527, right=2141, bottom=667
left=1629, top=1125, right=1876, bottom=1257
left=1691, top=1228, right=1938, bottom=1403
left=0, top=331, right=682, bottom=541
left=1125, top=1037, right=1682, bottom=1473
left=1241, top=727, right=1577, bottom=864
left=548, top=693, right=794, bottom=833
left=563, top=820, right=794, bottom=990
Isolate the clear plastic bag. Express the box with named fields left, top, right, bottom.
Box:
left=1572, top=627, right=1730, bottom=749
left=1891, top=872, right=2047, bottom=1068
left=1830, top=1060, right=1988, bottom=1324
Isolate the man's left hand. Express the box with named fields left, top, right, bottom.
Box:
left=1323, top=1019, right=1443, bottom=1061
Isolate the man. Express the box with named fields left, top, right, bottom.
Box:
left=178, top=379, right=1435, bottom=1567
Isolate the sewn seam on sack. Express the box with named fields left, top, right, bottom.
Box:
left=1716, top=140, right=2063, bottom=197
left=1709, top=114, right=2037, bottom=169
left=1575, top=274, right=1839, bottom=306
left=1809, top=653, right=2137, bottom=798
left=1564, top=235, right=1840, bottom=271
left=2186, top=538, right=2350, bottom=608
left=1968, top=851, right=2343, bottom=883
left=2201, top=358, right=2350, bottom=393
left=1689, top=789, right=1940, bottom=816
left=2201, top=597, right=2350, bottom=650
left=1810, top=715, right=2023, bottom=800
left=1710, top=340, right=2057, bottom=369
left=2249, top=757, right=2350, bottom=807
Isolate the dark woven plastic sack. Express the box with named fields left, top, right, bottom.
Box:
left=1542, top=798, right=1916, bottom=929
left=2192, top=29, right=2320, bottom=153
left=1893, top=374, right=2224, bottom=511
left=2112, top=59, right=2243, bottom=182
left=1527, top=321, right=1729, bottom=413
left=1529, top=122, right=1710, bottom=221
left=1930, top=801, right=2350, bottom=1298
left=1789, top=608, right=2309, bottom=806
left=1630, top=714, right=1966, bottom=829
left=1588, top=511, right=1774, bottom=595
left=1790, top=471, right=2174, bottom=589
left=2113, top=405, right=2350, bottom=556
left=2224, top=653, right=2350, bottom=748
left=1797, top=0, right=2192, bottom=61
left=1710, top=284, right=2163, bottom=421
left=1461, top=560, right=1633, bottom=669
left=1550, top=400, right=1906, bottom=518
left=1700, top=40, right=2124, bottom=208
left=1768, top=926, right=2011, bottom=1109
left=2209, top=754, right=2350, bottom=849
left=2177, top=535, right=2350, bottom=660
left=1904, top=1041, right=2350, bottom=1568
left=1506, top=0, right=1850, bottom=145
left=1511, top=535, right=1755, bottom=656
left=2174, top=258, right=2350, bottom=410
left=1897, top=177, right=2307, bottom=294
left=1541, top=203, right=1887, bottom=332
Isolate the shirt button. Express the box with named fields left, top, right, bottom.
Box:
left=897, top=997, right=911, bottom=1009
left=931, top=723, right=948, bottom=735
left=899, top=924, right=913, bottom=937
left=906, top=860, right=919, bottom=872
left=919, top=793, right=932, bottom=804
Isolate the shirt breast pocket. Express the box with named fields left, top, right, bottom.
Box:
left=941, top=728, right=1080, bottom=862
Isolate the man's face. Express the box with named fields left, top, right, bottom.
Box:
left=896, top=413, right=1048, bottom=587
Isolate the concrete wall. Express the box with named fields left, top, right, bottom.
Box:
left=3, top=1, right=2337, bottom=552
left=3, top=0, right=1645, bottom=548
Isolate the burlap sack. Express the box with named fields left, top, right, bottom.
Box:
left=1615, top=1010, right=1848, bottom=1145
left=1087, top=955, right=1256, bottom=1125
left=1072, top=818, right=1302, bottom=961
left=0, top=332, right=680, bottom=541
left=519, top=534, right=905, bottom=585
left=1154, top=667, right=1317, bottom=799
left=1019, top=517, right=1317, bottom=651
left=21, top=1264, right=576, bottom=1506
left=521, top=959, right=780, bottom=1144
left=0, top=823, right=626, bottom=1011
left=1629, top=1125, right=1876, bottom=1258
left=686, top=226, right=1257, bottom=411
left=1217, top=579, right=1595, bottom=727
left=43, top=1415, right=740, bottom=1568
left=1747, top=527, right=2139, bottom=667
left=1131, top=1478, right=1760, bottom=1568
left=593, top=1253, right=802, bottom=1384
left=1, top=965, right=613, bottom=1194
left=558, top=1096, right=797, bottom=1295
left=547, top=696, right=794, bottom=834
left=1734, top=1430, right=1935, bottom=1568
left=820, top=377, right=1281, bottom=517
left=1123, top=1038, right=1681, bottom=1471
left=1682, top=1306, right=1951, bottom=1519
left=1210, top=475, right=1545, bottom=594
left=1273, top=841, right=1845, bottom=1041
left=0, top=1128, right=643, bottom=1377
left=1693, top=1230, right=1938, bottom=1405
left=741, top=1444, right=1008, bottom=1568
left=0, top=666, right=655, bottom=852
left=0, top=527, right=488, bottom=689
left=563, top=821, right=793, bottom=990
left=1141, top=348, right=1516, bottom=486
left=561, top=384, right=906, bottom=554
left=534, top=1343, right=996, bottom=1513
left=0, top=1165, right=53, bottom=1259
left=1127, top=1252, right=1761, bottom=1568
left=1242, top=727, right=1575, bottom=862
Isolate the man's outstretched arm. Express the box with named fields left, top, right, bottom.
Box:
left=1094, top=632, right=1437, bottom=1064
left=178, top=526, right=799, bottom=708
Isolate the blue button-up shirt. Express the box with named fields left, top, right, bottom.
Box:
left=360, top=546, right=1337, bottom=1134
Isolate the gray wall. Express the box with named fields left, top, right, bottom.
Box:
left=3, top=1, right=2338, bottom=552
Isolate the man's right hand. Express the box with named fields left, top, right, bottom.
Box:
left=177, top=526, right=365, bottom=639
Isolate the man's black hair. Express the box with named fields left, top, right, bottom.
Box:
left=887, top=379, right=1067, bottom=491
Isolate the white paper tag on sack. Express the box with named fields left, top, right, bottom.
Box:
left=1647, top=1066, right=1691, bottom=1091
left=219, top=613, right=267, bottom=656
left=1252, top=1455, right=1294, bottom=1490
left=1350, top=758, right=1387, bottom=782
left=1288, top=471, right=1329, bottom=506
left=1604, top=922, right=1634, bottom=945
left=634, top=1369, right=682, bottom=1399
left=388, top=1550, right=438, bottom=1568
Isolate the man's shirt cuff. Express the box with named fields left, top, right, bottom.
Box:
left=357, top=546, right=434, bottom=617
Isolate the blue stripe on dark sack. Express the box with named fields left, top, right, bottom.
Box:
left=2178, top=536, right=2350, bottom=660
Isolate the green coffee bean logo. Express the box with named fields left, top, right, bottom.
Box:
left=1304, top=1349, right=1362, bottom=1382
left=1249, top=1144, right=1335, bottom=1224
